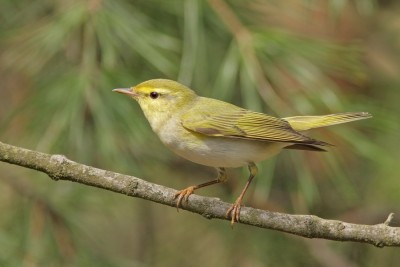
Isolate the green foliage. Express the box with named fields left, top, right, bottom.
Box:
left=1, top=0, right=399, bottom=266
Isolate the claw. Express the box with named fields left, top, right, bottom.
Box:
left=174, top=186, right=196, bottom=211
left=225, top=163, right=257, bottom=226
left=173, top=172, right=225, bottom=213
left=225, top=200, right=242, bottom=226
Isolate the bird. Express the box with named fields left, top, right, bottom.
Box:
left=113, top=79, right=371, bottom=225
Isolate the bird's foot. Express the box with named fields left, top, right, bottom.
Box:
left=226, top=199, right=242, bottom=226
left=174, top=186, right=196, bottom=211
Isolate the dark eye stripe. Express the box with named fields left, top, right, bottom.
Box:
left=150, top=91, right=159, bottom=99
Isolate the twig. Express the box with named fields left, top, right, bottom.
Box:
left=384, top=213, right=395, bottom=226
left=0, top=140, right=399, bottom=247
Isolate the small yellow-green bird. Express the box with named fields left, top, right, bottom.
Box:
left=113, top=79, right=371, bottom=224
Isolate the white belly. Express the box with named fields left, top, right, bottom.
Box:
left=171, top=136, right=287, bottom=168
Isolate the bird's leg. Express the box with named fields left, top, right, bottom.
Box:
left=226, top=162, right=258, bottom=225
left=174, top=167, right=227, bottom=210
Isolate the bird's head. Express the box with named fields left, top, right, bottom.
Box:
left=113, top=79, right=198, bottom=125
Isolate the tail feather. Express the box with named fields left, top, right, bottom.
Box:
left=283, top=112, right=372, bottom=132
left=284, top=144, right=327, bottom=152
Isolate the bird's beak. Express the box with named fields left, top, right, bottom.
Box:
left=112, top=88, right=138, bottom=97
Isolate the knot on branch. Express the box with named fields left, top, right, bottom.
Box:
left=48, top=154, right=71, bottom=181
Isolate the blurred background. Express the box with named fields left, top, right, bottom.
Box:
left=1, top=0, right=400, bottom=266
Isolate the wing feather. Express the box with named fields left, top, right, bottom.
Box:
left=181, top=102, right=330, bottom=146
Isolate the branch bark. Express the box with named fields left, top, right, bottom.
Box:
left=0, top=141, right=399, bottom=247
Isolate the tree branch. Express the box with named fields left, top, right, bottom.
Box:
left=0, top=141, right=399, bottom=247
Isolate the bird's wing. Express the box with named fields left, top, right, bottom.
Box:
left=181, top=107, right=329, bottom=146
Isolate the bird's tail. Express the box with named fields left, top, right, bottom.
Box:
left=283, top=112, right=372, bottom=132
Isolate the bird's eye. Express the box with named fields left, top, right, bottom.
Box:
left=149, top=91, right=159, bottom=99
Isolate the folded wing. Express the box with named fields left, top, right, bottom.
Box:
left=181, top=107, right=330, bottom=146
